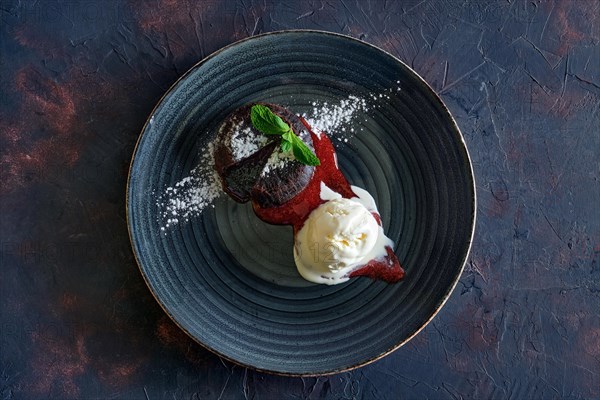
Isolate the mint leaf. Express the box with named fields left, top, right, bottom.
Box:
left=250, top=104, right=321, bottom=166
left=291, top=135, right=320, bottom=166
left=281, top=139, right=292, bottom=152
left=250, top=105, right=290, bottom=135
left=281, top=130, right=294, bottom=142
left=281, top=131, right=294, bottom=153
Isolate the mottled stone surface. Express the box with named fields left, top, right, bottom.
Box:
left=1, top=0, right=598, bottom=399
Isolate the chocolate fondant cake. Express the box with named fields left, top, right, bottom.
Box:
left=213, top=103, right=316, bottom=208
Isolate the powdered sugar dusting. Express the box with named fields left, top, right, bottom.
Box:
left=303, top=92, right=391, bottom=142
left=305, top=95, right=369, bottom=136
left=157, top=141, right=222, bottom=230
left=229, top=121, right=268, bottom=160
left=262, top=148, right=296, bottom=175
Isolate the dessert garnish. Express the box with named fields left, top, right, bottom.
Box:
left=250, top=104, right=320, bottom=166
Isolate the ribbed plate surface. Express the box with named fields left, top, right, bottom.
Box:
left=127, top=31, right=475, bottom=375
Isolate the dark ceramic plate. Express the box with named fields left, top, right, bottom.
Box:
left=127, top=31, right=475, bottom=375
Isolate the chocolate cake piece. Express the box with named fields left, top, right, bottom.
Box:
left=213, top=103, right=315, bottom=207
left=213, top=104, right=275, bottom=202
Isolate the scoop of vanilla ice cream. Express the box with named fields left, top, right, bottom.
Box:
left=294, top=198, right=379, bottom=284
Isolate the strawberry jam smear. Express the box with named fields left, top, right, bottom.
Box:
left=252, top=117, right=405, bottom=283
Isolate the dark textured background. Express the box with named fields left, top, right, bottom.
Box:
left=1, top=0, right=598, bottom=399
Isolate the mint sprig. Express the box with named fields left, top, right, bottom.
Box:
left=291, top=134, right=320, bottom=166
left=250, top=104, right=320, bottom=166
left=250, top=104, right=290, bottom=135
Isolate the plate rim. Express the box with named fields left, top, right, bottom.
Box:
left=126, top=29, right=477, bottom=376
